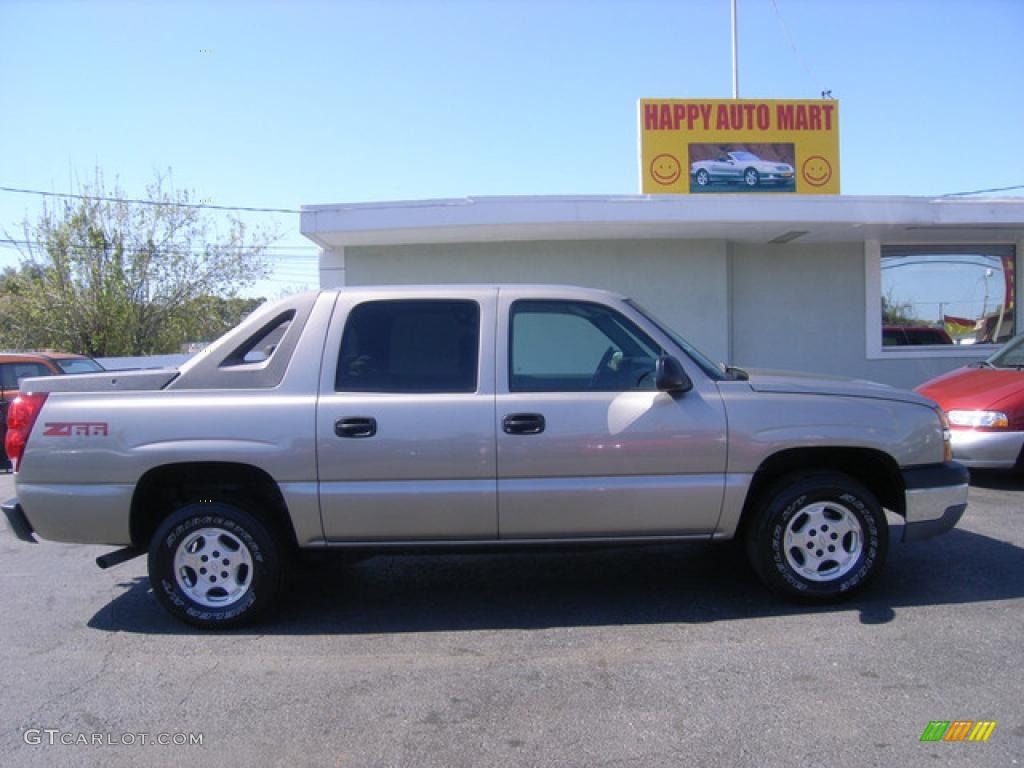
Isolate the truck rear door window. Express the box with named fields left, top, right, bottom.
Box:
left=336, top=300, right=479, bottom=393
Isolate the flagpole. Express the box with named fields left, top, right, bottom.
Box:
left=731, top=0, right=739, bottom=98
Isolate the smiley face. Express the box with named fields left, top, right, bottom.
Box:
left=801, top=155, right=833, bottom=187
left=650, top=154, right=682, bottom=186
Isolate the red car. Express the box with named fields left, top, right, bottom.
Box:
left=1, top=352, right=105, bottom=468
left=916, top=333, right=1024, bottom=470
left=883, top=325, right=953, bottom=346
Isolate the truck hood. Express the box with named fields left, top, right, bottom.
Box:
left=20, top=368, right=179, bottom=394
left=742, top=368, right=935, bottom=407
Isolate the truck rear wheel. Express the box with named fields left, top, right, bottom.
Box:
left=148, top=501, right=282, bottom=628
left=745, top=472, right=888, bottom=602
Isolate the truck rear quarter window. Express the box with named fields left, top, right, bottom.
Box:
left=336, top=300, right=479, bottom=393
left=221, top=311, right=295, bottom=367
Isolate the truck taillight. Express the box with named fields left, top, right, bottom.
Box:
left=5, top=393, right=48, bottom=472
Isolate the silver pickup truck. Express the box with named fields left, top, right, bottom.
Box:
left=3, top=285, right=968, bottom=628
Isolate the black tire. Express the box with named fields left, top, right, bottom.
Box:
left=743, top=168, right=759, bottom=187
left=745, top=471, right=888, bottom=602
left=148, top=501, right=283, bottom=628
left=695, top=169, right=711, bottom=186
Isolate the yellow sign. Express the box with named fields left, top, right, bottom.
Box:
left=639, top=98, right=840, bottom=194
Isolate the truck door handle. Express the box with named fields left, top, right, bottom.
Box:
left=503, top=413, right=545, bottom=435
left=335, top=417, right=377, bottom=438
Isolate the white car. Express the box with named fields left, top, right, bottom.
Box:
left=691, top=151, right=795, bottom=188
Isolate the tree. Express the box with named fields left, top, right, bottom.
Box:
left=0, top=171, right=277, bottom=356
left=171, top=295, right=267, bottom=347
left=881, top=288, right=917, bottom=326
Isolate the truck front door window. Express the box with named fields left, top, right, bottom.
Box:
left=509, top=300, right=660, bottom=392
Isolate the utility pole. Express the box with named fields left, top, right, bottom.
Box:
left=731, top=0, right=739, bottom=98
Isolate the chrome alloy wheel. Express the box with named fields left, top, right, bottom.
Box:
left=173, top=527, right=254, bottom=608
left=783, top=501, right=864, bottom=582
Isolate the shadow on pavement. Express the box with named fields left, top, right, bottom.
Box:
left=968, top=469, right=1024, bottom=491
left=89, top=525, right=1024, bottom=636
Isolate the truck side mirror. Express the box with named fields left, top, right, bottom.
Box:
left=655, top=355, right=692, bottom=394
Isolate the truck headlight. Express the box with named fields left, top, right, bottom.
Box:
left=947, top=410, right=1009, bottom=428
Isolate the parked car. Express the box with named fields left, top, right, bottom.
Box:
left=3, top=286, right=966, bottom=628
left=1, top=352, right=105, bottom=466
left=883, top=326, right=954, bottom=346
left=691, top=151, right=795, bottom=188
left=916, top=332, right=1024, bottom=470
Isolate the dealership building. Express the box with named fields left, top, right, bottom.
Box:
left=300, top=194, right=1024, bottom=389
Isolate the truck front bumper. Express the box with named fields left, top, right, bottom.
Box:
left=2, top=497, right=37, bottom=543
left=901, top=462, right=969, bottom=542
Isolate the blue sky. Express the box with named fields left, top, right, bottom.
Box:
left=2, top=0, right=1022, bottom=298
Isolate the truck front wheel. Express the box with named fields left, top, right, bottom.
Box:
left=745, top=472, right=888, bottom=602
left=148, top=501, right=282, bottom=628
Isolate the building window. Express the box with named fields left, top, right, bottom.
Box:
left=880, top=245, right=1016, bottom=347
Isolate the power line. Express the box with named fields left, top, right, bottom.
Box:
left=767, top=0, right=827, bottom=97
left=0, top=238, right=319, bottom=251
left=939, top=184, right=1024, bottom=198
left=0, top=185, right=302, bottom=214
left=0, top=238, right=318, bottom=259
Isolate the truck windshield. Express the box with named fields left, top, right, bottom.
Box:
left=986, top=333, right=1024, bottom=368
left=625, top=299, right=726, bottom=381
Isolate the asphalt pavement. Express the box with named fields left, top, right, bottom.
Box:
left=1, top=470, right=1022, bottom=767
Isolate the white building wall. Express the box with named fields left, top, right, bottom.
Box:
left=319, top=247, right=346, bottom=287
left=730, top=241, right=1002, bottom=389
left=731, top=241, right=866, bottom=375
left=325, top=236, right=1017, bottom=389
left=731, top=241, right=878, bottom=372
left=339, top=239, right=732, bottom=362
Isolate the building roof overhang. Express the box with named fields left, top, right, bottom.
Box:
left=300, top=194, right=1024, bottom=249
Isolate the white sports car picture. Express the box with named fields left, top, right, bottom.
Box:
left=691, top=151, right=795, bottom=188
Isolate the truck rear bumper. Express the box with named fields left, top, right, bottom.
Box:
left=901, top=462, right=969, bottom=542
left=13, top=483, right=134, bottom=544
left=2, top=497, right=37, bottom=543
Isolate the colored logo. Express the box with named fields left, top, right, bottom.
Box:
left=650, top=154, right=682, bottom=186
left=920, top=721, right=996, bottom=742
left=801, top=155, right=833, bottom=187
left=43, top=422, right=109, bottom=437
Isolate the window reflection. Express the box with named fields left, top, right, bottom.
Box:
left=881, top=245, right=1016, bottom=346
